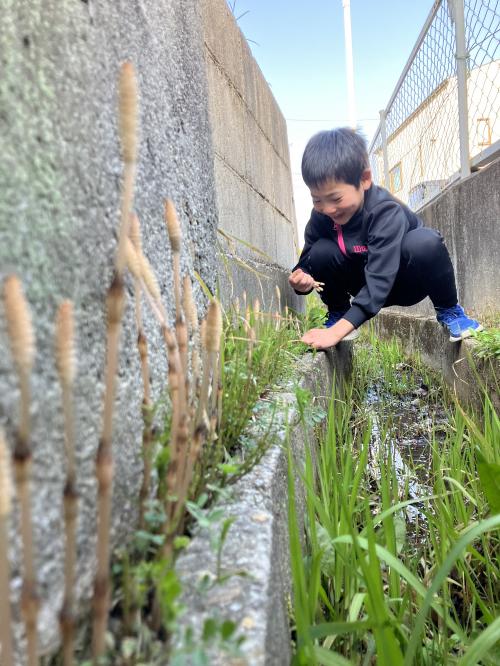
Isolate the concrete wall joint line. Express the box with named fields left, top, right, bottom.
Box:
left=219, top=248, right=289, bottom=272
left=214, top=151, right=293, bottom=224
left=204, top=43, right=290, bottom=169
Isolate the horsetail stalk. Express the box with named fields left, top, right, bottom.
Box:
left=3, top=276, right=34, bottom=446
left=55, top=301, right=78, bottom=666
left=93, top=60, right=139, bottom=662
left=115, top=62, right=138, bottom=277
left=124, top=229, right=152, bottom=401
left=123, top=242, right=187, bottom=527
left=126, top=218, right=155, bottom=528
left=208, top=319, right=222, bottom=444
left=128, top=215, right=147, bottom=347
left=164, top=199, right=182, bottom=314
left=2, top=275, right=38, bottom=666
left=136, top=250, right=162, bottom=304
left=183, top=277, right=204, bottom=462
left=195, top=328, right=211, bottom=430
left=0, top=433, right=14, bottom=666
left=165, top=200, right=189, bottom=385
left=123, top=248, right=184, bottom=456
left=164, top=304, right=221, bottom=552
left=196, top=300, right=222, bottom=430
left=183, top=275, right=201, bottom=414
left=92, top=276, right=125, bottom=661
left=181, top=300, right=222, bottom=506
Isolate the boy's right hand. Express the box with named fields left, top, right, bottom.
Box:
left=289, top=268, right=315, bottom=293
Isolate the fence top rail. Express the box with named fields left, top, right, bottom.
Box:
left=368, top=0, right=444, bottom=153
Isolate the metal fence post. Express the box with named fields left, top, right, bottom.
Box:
left=451, top=0, right=471, bottom=178
left=379, top=110, right=390, bottom=189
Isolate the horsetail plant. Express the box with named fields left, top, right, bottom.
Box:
left=122, top=228, right=189, bottom=547
left=164, top=199, right=182, bottom=312
left=0, top=432, right=14, bottom=666
left=165, top=199, right=189, bottom=386
left=92, top=60, right=139, bottom=661
left=54, top=301, right=78, bottom=666
left=195, top=300, right=222, bottom=430
left=2, top=275, right=38, bottom=666
left=274, top=285, right=284, bottom=330
left=125, top=232, right=187, bottom=463
left=114, top=62, right=139, bottom=277
left=126, top=218, right=155, bottom=529
left=194, top=300, right=222, bottom=461
left=183, top=274, right=201, bottom=415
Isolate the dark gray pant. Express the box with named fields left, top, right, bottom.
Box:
left=306, top=227, right=458, bottom=313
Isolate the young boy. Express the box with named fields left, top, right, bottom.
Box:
left=290, top=128, right=483, bottom=350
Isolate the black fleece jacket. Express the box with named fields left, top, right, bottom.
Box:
left=293, top=184, right=423, bottom=328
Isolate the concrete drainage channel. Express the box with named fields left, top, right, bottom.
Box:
left=175, top=314, right=498, bottom=664
left=175, top=346, right=352, bottom=665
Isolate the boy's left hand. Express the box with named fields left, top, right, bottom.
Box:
left=301, top=318, right=355, bottom=349
left=301, top=327, right=341, bottom=350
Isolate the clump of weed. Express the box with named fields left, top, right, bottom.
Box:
left=471, top=327, right=500, bottom=361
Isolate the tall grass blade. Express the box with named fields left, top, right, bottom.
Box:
left=404, top=514, right=500, bottom=665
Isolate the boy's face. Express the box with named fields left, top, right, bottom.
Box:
left=309, top=169, right=372, bottom=225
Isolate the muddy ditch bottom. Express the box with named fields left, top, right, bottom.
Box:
left=364, top=365, right=449, bottom=540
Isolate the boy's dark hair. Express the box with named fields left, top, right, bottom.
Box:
left=301, top=127, right=369, bottom=188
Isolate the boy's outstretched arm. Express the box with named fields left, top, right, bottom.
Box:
left=301, top=318, right=355, bottom=350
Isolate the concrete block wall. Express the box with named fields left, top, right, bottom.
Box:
left=0, top=0, right=304, bottom=658
left=419, top=157, right=500, bottom=316
left=387, top=157, right=500, bottom=318
left=0, top=0, right=218, bottom=656
left=201, top=0, right=302, bottom=311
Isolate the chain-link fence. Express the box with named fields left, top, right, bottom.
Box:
left=368, top=0, right=500, bottom=210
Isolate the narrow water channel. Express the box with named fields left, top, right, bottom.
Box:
left=365, top=373, right=447, bottom=526
left=289, top=337, right=500, bottom=666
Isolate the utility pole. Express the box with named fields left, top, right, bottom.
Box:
left=342, top=0, right=357, bottom=129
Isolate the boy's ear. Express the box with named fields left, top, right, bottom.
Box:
left=360, top=169, right=372, bottom=191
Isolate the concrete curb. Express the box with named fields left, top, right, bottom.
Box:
left=175, top=345, right=352, bottom=665
left=375, top=311, right=499, bottom=412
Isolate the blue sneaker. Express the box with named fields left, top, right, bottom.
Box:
left=435, top=304, right=483, bottom=342
left=325, top=310, right=360, bottom=341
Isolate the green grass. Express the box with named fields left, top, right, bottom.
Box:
left=471, top=328, right=500, bottom=361
left=288, top=332, right=500, bottom=665
left=193, top=299, right=324, bottom=489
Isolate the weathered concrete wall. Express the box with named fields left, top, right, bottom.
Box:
left=388, top=157, right=500, bottom=318
left=0, top=0, right=218, bottom=655
left=201, top=0, right=302, bottom=312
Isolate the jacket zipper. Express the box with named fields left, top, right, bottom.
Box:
left=334, top=223, right=347, bottom=257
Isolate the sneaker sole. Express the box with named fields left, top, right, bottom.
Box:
left=449, top=324, right=483, bottom=342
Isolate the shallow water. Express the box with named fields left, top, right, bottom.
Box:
left=365, top=373, right=449, bottom=531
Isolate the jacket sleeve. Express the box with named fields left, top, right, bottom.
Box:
left=343, top=201, right=410, bottom=328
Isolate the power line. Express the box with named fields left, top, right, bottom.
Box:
left=286, top=117, right=379, bottom=122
